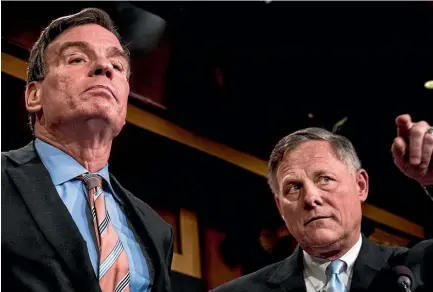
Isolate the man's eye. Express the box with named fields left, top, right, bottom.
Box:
left=112, top=63, right=123, bottom=71
left=318, top=176, right=336, bottom=189
left=286, top=184, right=301, bottom=194
left=320, top=176, right=330, bottom=183
left=69, top=57, right=85, bottom=64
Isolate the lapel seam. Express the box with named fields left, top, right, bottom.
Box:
left=110, top=175, right=169, bottom=291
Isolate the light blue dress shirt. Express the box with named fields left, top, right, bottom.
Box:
left=34, top=138, right=151, bottom=292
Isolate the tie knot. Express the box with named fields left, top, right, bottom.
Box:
left=77, top=173, right=103, bottom=190
left=327, top=259, right=346, bottom=276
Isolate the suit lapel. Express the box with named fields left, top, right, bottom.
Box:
left=268, top=236, right=390, bottom=292
left=5, top=143, right=101, bottom=292
left=267, top=246, right=307, bottom=292
left=110, top=175, right=169, bottom=292
left=350, top=235, right=388, bottom=292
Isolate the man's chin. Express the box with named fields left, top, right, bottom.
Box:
left=67, top=116, right=122, bottom=136
left=305, top=229, right=342, bottom=248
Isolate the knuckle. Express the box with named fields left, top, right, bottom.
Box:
left=411, top=127, right=424, bottom=138
left=419, top=162, right=429, bottom=168
left=412, top=121, right=428, bottom=131
left=417, top=120, right=429, bottom=128
left=409, top=154, right=421, bottom=164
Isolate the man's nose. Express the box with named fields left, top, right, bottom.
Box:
left=303, top=183, right=324, bottom=209
left=91, top=59, right=113, bottom=80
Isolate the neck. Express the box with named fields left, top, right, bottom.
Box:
left=35, top=121, right=114, bottom=172
left=303, top=231, right=360, bottom=261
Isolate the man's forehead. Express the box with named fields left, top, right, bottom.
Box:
left=284, top=141, right=335, bottom=162
left=49, top=24, right=123, bottom=52
left=276, top=141, right=343, bottom=176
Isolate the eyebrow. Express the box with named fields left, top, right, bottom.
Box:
left=280, top=170, right=332, bottom=185
left=280, top=175, right=300, bottom=192
left=106, top=46, right=130, bottom=64
left=57, top=41, right=130, bottom=66
left=57, top=41, right=92, bottom=57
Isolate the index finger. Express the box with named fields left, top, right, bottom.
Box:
left=396, top=114, right=413, bottom=138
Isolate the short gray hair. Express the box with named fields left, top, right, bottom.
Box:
left=268, top=127, right=361, bottom=196
left=26, top=7, right=130, bottom=135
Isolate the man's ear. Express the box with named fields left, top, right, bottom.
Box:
left=356, top=168, right=369, bottom=202
left=25, top=81, right=42, bottom=113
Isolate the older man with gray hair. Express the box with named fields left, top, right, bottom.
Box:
left=212, top=114, right=433, bottom=292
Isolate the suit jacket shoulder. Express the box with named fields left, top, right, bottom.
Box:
left=2, top=141, right=41, bottom=201
left=210, top=235, right=414, bottom=292
left=211, top=244, right=307, bottom=292
left=210, top=260, right=287, bottom=292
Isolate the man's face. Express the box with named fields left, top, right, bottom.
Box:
left=28, top=24, right=130, bottom=135
left=274, top=141, right=368, bottom=252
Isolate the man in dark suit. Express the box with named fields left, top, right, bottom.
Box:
left=2, top=8, right=174, bottom=292
left=211, top=114, right=433, bottom=292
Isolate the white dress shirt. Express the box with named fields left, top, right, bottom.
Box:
left=303, top=234, right=363, bottom=292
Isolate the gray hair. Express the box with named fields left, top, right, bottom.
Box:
left=26, top=7, right=130, bottom=135
left=268, top=127, right=361, bottom=196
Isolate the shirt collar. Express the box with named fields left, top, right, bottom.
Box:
left=34, top=138, right=112, bottom=187
left=302, top=234, right=363, bottom=289
left=340, top=233, right=363, bottom=277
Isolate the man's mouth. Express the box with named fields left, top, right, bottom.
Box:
left=305, top=216, right=331, bottom=225
left=86, top=85, right=116, bottom=100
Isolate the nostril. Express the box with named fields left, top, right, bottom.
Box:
left=106, top=71, right=112, bottom=79
left=94, top=68, right=103, bottom=76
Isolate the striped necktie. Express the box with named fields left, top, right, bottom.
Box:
left=326, top=259, right=347, bottom=292
left=79, top=173, right=130, bottom=292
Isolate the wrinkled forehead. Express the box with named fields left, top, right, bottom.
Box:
left=46, top=24, right=124, bottom=57
left=276, top=140, right=346, bottom=179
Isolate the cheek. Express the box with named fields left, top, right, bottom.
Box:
left=332, top=191, right=360, bottom=222
left=59, top=75, right=80, bottom=97
left=280, top=203, right=303, bottom=228
left=42, top=74, right=75, bottom=103
left=120, top=82, right=130, bottom=104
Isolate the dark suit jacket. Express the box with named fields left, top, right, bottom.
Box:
left=210, top=234, right=433, bottom=292
left=1, top=141, right=174, bottom=292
